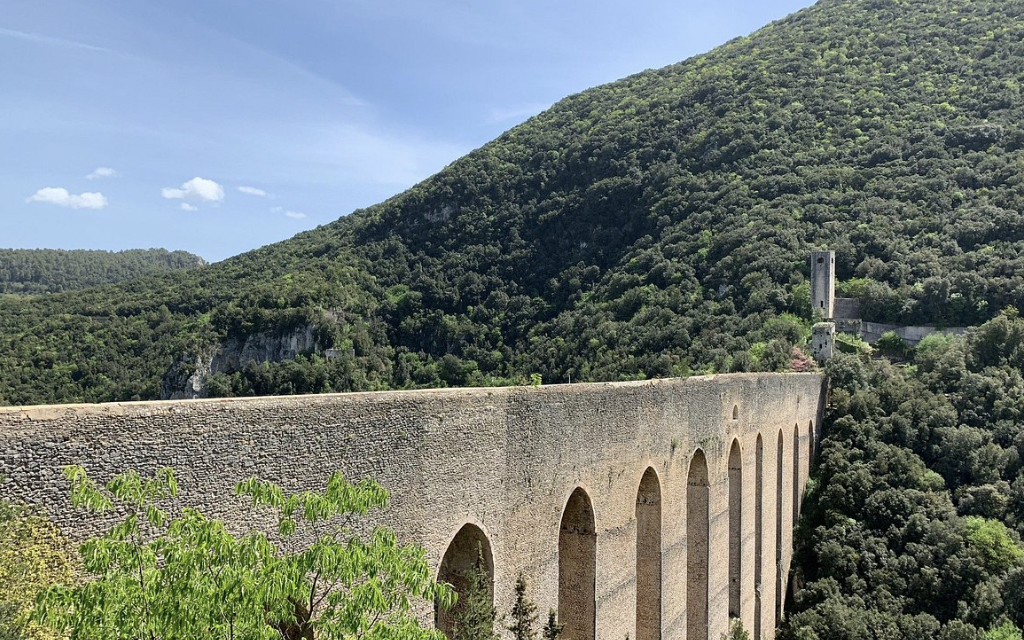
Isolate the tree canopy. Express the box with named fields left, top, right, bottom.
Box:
left=0, top=249, right=204, bottom=294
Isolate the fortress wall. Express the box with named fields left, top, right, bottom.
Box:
left=0, top=373, right=824, bottom=640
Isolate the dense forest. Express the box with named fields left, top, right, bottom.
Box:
left=2, top=0, right=1023, bottom=405
left=782, top=311, right=1024, bottom=639
left=0, top=249, right=205, bottom=294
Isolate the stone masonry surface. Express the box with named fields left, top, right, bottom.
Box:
left=0, top=373, right=824, bottom=640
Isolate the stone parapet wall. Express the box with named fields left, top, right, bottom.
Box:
left=833, top=297, right=862, bottom=321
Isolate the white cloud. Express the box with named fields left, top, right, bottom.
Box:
left=284, top=210, right=307, bottom=219
left=26, top=187, right=108, bottom=210
left=180, top=203, right=198, bottom=212
left=87, top=167, right=119, bottom=180
left=161, top=177, right=224, bottom=203
left=237, top=185, right=268, bottom=197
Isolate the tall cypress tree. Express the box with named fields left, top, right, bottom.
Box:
left=507, top=573, right=538, bottom=640
left=542, top=610, right=563, bottom=640
left=451, top=545, right=498, bottom=640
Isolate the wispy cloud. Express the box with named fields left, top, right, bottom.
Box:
left=237, top=185, right=268, bottom=197
left=26, top=187, right=108, bottom=210
left=278, top=121, right=469, bottom=189
left=284, top=210, right=307, bottom=219
left=0, top=26, right=112, bottom=53
left=87, top=167, right=119, bottom=180
left=486, top=102, right=550, bottom=125
left=162, top=177, right=224, bottom=203
left=180, top=203, right=198, bottom=212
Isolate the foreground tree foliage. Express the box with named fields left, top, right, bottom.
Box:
left=0, top=497, right=76, bottom=640
left=35, top=466, right=453, bottom=640
left=4, top=0, right=1024, bottom=404
left=781, top=311, right=1024, bottom=639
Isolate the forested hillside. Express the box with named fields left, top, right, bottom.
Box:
left=2, top=0, right=1024, bottom=405
left=0, top=248, right=205, bottom=294
left=782, top=311, right=1024, bottom=639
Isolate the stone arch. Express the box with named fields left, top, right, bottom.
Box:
left=775, top=430, right=785, bottom=623
left=754, top=434, right=764, bottom=640
left=728, top=439, right=742, bottom=620
left=560, top=487, right=597, bottom=640
left=688, top=450, right=710, bottom=640
left=436, top=522, right=495, bottom=638
left=636, top=467, right=662, bottom=640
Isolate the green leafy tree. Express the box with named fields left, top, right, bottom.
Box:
left=507, top=573, right=538, bottom=640
left=985, top=621, right=1023, bottom=640
left=875, top=331, right=910, bottom=360
left=966, top=517, right=1024, bottom=573
left=35, top=466, right=454, bottom=640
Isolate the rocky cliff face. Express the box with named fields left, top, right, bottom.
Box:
left=161, top=325, right=320, bottom=399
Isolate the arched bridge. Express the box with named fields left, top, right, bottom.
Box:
left=0, top=373, right=824, bottom=640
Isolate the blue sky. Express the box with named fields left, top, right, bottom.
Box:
left=1, top=0, right=816, bottom=262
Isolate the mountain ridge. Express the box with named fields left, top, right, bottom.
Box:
left=0, top=248, right=206, bottom=295
left=2, top=0, right=1023, bottom=405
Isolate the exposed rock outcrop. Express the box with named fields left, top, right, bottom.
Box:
left=161, top=325, right=321, bottom=399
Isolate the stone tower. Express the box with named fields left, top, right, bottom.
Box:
left=811, top=322, right=836, bottom=363
left=811, top=250, right=835, bottom=320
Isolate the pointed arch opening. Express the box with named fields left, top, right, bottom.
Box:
left=793, top=424, right=801, bottom=524
left=808, top=420, right=815, bottom=476
left=688, top=450, right=710, bottom=640
left=636, top=468, right=662, bottom=640
left=560, top=487, right=596, bottom=640
left=728, top=440, right=743, bottom=620
left=775, top=430, right=785, bottom=624
left=436, top=523, right=494, bottom=638
left=754, top=434, right=764, bottom=640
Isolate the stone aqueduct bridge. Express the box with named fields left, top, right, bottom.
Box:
left=0, top=373, right=825, bottom=640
